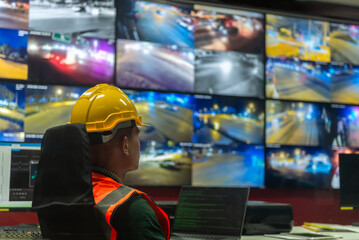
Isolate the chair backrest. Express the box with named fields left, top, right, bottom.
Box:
left=32, top=123, right=105, bottom=239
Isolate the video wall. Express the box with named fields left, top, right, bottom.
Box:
left=1, top=0, right=359, bottom=195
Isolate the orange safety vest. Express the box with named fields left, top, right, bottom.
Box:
left=92, top=172, right=170, bottom=240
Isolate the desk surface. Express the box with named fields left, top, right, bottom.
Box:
left=242, top=226, right=359, bottom=240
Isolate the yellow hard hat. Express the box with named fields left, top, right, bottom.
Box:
left=70, top=84, right=149, bottom=132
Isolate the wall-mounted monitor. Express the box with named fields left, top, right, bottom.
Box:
left=330, top=23, right=359, bottom=65
left=123, top=89, right=193, bottom=143
left=331, top=63, right=359, bottom=104
left=0, top=0, right=29, bottom=30
left=330, top=104, right=359, bottom=148
left=266, top=57, right=331, bottom=102
left=116, top=39, right=194, bottom=92
left=0, top=82, right=25, bottom=142
left=194, top=4, right=264, bottom=53
left=29, top=0, right=115, bottom=38
left=124, top=141, right=192, bottom=186
left=193, top=95, right=264, bottom=145
left=28, top=31, right=115, bottom=85
left=330, top=147, right=359, bottom=189
left=266, top=14, right=330, bottom=62
left=192, top=143, right=264, bottom=187
left=117, top=0, right=194, bottom=48
left=266, top=100, right=330, bottom=146
left=266, top=145, right=332, bottom=188
left=0, top=28, right=28, bottom=80
left=0, top=142, right=40, bottom=209
left=24, top=84, right=87, bottom=142
left=195, top=49, right=263, bottom=97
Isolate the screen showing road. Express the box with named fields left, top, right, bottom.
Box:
left=24, top=84, right=87, bottom=142
left=266, top=57, right=331, bottom=102
left=266, top=145, right=332, bottom=188
left=116, top=39, right=194, bottom=92
left=193, top=94, right=264, bottom=145
left=195, top=49, right=263, bottom=97
left=124, top=89, right=193, bottom=143
left=117, top=0, right=194, bottom=48
left=330, top=104, right=359, bottom=148
left=0, top=0, right=29, bottom=30
left=28, top=31, right=115, bottom=85
left=330, top=23, right=359, bottom=65
left=266, top=100, right=330, bottom=146
left=29, top=0, right=115, bottom=38
left=124, top=141, right=192, bottom=186
left=194, top=4, right=264, bottom=54
left=266, top=14, right=330, bottom=62
left=192, top=144, right=264, bottom=187
left=331, top=64, right=359, bottom=104
left=0, top=28, right=28, bottom=80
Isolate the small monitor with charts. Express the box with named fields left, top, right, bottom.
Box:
left=0, top=143, right=41, bottom=210
left=171, top=186, right=249, bottom=240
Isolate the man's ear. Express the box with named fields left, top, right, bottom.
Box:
left=122, top=136, right=130, bottom=156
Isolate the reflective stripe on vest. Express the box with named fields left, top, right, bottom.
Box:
left=92, top=173, right=170, bottom=240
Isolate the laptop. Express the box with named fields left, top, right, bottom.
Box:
left=170, top=186, right=250, bottom=240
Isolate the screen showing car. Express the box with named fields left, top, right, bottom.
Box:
left=266, top=145, right=332, bottom=188
left=28, top=31, right=115, bottom=85
left=330, top=23, right=359, bottom=65
left=193, top=94, right=264, bottom=145
left=194, top=4, right=264, bottom=54
left=117, top=0, right=194, bottom=48
left=124, top=141, right=192, bottom=186
left=195, top=49, right=263, bottom=97
left=266, top=14, right=330, bottom=62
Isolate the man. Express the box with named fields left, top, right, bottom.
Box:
left=70, top=84, right=170, bottom=240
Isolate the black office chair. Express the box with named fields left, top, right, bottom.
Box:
left=32, top=123, right=106, bottom=240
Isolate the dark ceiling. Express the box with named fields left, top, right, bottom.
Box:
left=210, top=0, right=359, bottom=23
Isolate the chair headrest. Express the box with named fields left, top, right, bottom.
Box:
left=32, top=123, right=94, bottom=209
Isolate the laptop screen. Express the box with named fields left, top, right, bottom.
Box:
left=172, top=186, right=249, bottom=236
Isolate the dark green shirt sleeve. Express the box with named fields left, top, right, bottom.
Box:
left=111, top=195, right=166, bottom=240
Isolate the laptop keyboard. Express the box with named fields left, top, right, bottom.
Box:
left=172, top=233, right=237, bottom=239
left=0, top=224, right=44, bottom=239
